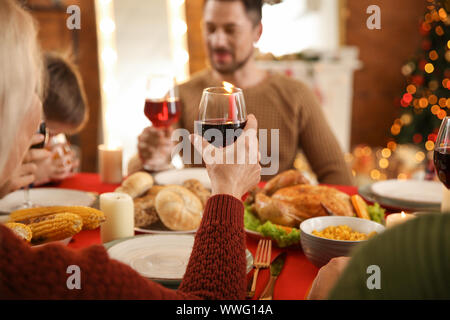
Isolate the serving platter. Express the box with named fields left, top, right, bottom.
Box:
left=358, top=183, right=440, bottom=212
left=370, top=180, right=442, bottom=205
left=0, top=188, right=96, bottom=214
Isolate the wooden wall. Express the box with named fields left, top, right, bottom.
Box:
left=27, top=0, right=101, bottom=173
left=185, top=0, right=207, bottom=74
left=345, top=0, right=426, bottom=148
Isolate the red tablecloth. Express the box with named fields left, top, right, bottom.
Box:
left=58, top=173, right=358, bottom=300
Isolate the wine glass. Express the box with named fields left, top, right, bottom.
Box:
left=143, top=75, right=180, bottom=128
left=434, top=116, right=450, bottom=212
left=195, top=85, right=247, bottom=148
left=14, top=122, right=49, bottom=210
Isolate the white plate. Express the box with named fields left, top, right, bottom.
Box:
left=371, top=180, right=442, bottom=205
left=154, top=168, right=211, bottom=189
left=106, top=234, right=253, bottom=285
left=0, top=188, right=96, bottom=213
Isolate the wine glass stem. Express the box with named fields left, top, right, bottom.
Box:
left=24, top=186, right=32, bottom=208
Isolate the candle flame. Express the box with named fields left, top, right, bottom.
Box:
left=401, top=211, right=406, bottom=218
left=222, top=81, right=234, bottom=93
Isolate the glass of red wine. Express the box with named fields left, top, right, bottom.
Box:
left=196, top=84, right=247, bottom=148
left=144, top=75, right=180, bottom=128
left=434, top=116, right=450, bottom=212
left=13, top=122, right=49, bottom=210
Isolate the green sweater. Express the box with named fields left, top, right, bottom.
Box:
left=328, top=213, right=450, bottom=299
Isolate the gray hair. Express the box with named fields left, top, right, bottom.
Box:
left=0, top=0, right=43, bottom=178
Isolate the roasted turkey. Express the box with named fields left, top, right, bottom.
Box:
left=248, top=170, right=355, bottom=227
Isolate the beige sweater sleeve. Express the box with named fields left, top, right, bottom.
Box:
left=296, top=82, right=354, bottom=185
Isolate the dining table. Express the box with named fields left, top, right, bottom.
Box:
left=55, top=172, right=359, bottom=300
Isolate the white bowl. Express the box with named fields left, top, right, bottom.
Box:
left=300, top=216, right=385, bottom=268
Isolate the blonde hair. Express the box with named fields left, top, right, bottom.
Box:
left=0, top=0, right=43, bottom=177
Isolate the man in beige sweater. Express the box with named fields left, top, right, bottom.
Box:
left=133, top=0, right=353, bottom=185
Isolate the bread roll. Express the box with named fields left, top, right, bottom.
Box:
left=155, top=185, right=203, bottom=231
left=182, top=179, right=210, bottom=207
left=115, top=171, right=154, bottom=198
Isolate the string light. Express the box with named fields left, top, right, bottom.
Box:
left=381, top=148, right=392, bottom=158
left=406, top=84, right=417, bottom=94
left=419, top=97, right=429, bottom=108
left=425, top=140, right=435, bottom=151
left=428, top=94, right=438, bottom=104
left=387, top=141, right=397, bottom=150
left=432, top=104, right=441, bottom=114
left=429, top=50, right=439, bottom=60
left=415, top=151, right=426, bottom=163
left=370, top=169, right=381, bottom=180
left=424, top=63, right=434, bottom=73
left=379, top=158, right=389, bottom=169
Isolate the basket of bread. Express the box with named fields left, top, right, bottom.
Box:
left=244, top=170, right=386, bottom=247
left=114, top=172, right=211, bottom=233
left=5, top=206, right=106, bottom=245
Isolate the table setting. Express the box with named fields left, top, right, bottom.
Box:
left=1, top=81, right=448, bottom=300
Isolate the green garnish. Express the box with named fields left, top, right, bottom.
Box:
left=367, top=202, right=386, bottom=225
left=244, top=204, right=301, bottom=247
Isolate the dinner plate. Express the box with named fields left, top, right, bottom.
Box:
left=0, top=188, right=96, bottom=214
left=371, top=180, right=442, bottom=205
left=359, top=183, right=440, bottom=212
left=105, top=234, right=253, bottom=288
left=154, top=168, right=211, bottom=189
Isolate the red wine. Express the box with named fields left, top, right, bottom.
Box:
left=144, top=99, right=180, bottom=128
left=434, top=147, right=450, bottom=188
left=196, top=119, right=247, bottom=147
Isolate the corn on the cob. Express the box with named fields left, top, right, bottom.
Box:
left=4, top=222, right=32, bottom=242
left=9, top=206, right=105, bottom=230
left=24, top=212, right=83, bottom=244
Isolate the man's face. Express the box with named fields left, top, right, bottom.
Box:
left=203, top=1, right=262, bottom=74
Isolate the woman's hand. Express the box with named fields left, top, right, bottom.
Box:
left=190, top=114, right=261, bottom=200
left=0, top=133, right=51, bottom=197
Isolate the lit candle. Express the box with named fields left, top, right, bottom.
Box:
left=385, top=211, right=416, bottom=228
left=223, top=81, right=237, bottom=122
left=98, top=144, right=123, bottom=184
left=100, top=192, right=134, bottom=243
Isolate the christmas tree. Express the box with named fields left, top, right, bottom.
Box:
left=388, top=0, right=450, bottom=153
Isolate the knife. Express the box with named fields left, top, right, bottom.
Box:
left=259, top=251, right=287, bottom=300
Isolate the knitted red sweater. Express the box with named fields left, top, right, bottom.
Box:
left=0, top=194, right=246, bottom=299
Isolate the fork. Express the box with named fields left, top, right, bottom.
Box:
left=246, top=239, right=272, bottom=298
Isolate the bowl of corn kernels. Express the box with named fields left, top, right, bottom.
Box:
left=300, top=216, right=386, bottom=268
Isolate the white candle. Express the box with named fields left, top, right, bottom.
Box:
left=100, top=192, right=134, bottom=243
left=386, top=211, right=416, bottom=228
left=98, top=144, right=123, bottom=184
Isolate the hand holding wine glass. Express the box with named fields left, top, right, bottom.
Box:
left=13, top=123, right=50, bottom=209
left=141, top=75, right=180, bottom=171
